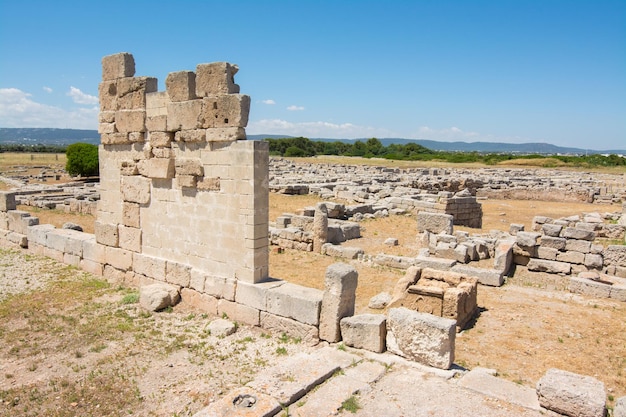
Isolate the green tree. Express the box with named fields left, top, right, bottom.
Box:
left=66, top=143, right=99, bottom=177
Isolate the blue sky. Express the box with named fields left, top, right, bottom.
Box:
left=0, top=0, right=624, bottom=150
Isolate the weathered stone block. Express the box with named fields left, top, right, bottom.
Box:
left=175, top=159, right=204, bottom=176
left=604, top=245, right=626, bottom=267
left=117, top=77, right=157, bottom=109
left=102, top=52, right=135, bottom=81
left=217, top=299, right=260, bottom=326
left=340, top=314, right=386, bottom=353
left=118, top=225, right=141, bottom=253
left=95, top=221, right=119, bottom=247
left=121, top=175, right=151, bottom=204
left=137, top=158, right=175, bottom=179
left=133, top=253, right=166, bottom=280
left=494, top=237, right=515, bottom=274
left=565, top=239, right=592, bottom=254
left=205, top=126, right=246, bottom=142
left=199, top=94, right=250, bottom=128
left=122, top=202, right=140, bottom=228
left=538, top=246, right=558, bottom=260
left=140, top=283, right=179, bottom=312
left=166, top=261, right=192, bottom=287
left=386, top=307, right=455, bottom=369
left=584, top=253, right=603, bottom=269
left=0, top=192, right=17, bottom=212
left=266, top=282, right=323, bottom=326
left=541, top=223, right=563, bottom=237
left=527, top=259, right=571, bottom=274
left=541, top=236, right=567, bottom=250
left=536, top=368, right=606, bottom=417
left=115, top=109, right=146, bottom=133
left=260, top=312, right=319, bottom=346
left=165, top=70, right=197, bottom=102
left=195, top=62, right=240, bottom=96
left=148, top=131, right=174, bottom=147
left=319, top=263, right=358, bottom=343
left=417, top=212, right=453, bottom=234
left=556, top=250, right=585, bottom=264
left=166, top=100, right=203, bottom=131
left=562, top=227, right=595, bottom=241
left=568, top=276, right=611, bottom=298
left=105, top=246, right=133, bottom=271
left=180, top=288, right=218, bottom=315
left=27, top=224, right=55, bottom=246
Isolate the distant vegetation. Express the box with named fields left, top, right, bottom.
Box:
left=0, top=143, right=67, bottom=153
left=265, top=137, right=626, bottom=168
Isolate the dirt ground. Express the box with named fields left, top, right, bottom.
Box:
left=1, top=157, right=625, bottom=415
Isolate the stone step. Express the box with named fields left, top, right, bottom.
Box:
left=192, top=346, right=359, bottom=417
left=456, top=367, right=541, bottom=411
left=291, top=360, right=387, bottom=417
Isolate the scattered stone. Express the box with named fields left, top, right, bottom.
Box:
left=139, top=283, right=179, bottom=312
left=208, top=318, right=237, bottom=337
left=368, top=292, right=392, bottom=309
left=62, top=222, right=83, bottom=232
left=384, top=237, right=399, bottom=246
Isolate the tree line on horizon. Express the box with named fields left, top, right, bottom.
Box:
left=264, top=137, right=626, bottom=167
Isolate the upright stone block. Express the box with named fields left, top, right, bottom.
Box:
left=340, top=314, right=386, bottom=353
left=319, top=263, right=358, bottom=342
left=102, top=52, right=135, bottom=81
left=95, top=221, right=119, bottom=247
left=0, top=192, right=16, bottom=212
left=313, top=203, right=328, bottom=253
left=165, top=71, right=197, bottom=102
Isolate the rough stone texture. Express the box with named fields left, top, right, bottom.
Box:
left=386, top=307, right=456, bottom=369
left=102, top=52, right=135, bottom=80
left=140, top=283, right=179, bottom=311
left=0, top=192, right=16, bottom=212
left=340, top=314, right=386, bottom=353
left=536, top=368, right=607, bottom=417
left=494, top=237, right=515, bottom=274
left=208, top=318, right=236, bottom=337
left=527, top=258, right=571, bottom=275
left=312, top=203, right=328, bottom=253
left=319, top=263, right=358, bottom=343
left=417, top=212, right=453, bottom=235
left=193, top=387, right=280, bottom=417
left=614, top=396, right=626, bottom=417
left=368, top=291, right=392, bottom=309
left=604, top=245, right=626, bottom=267
left=259, top=312, right=319, bottom=345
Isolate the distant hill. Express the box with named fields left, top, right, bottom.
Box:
left=1, top=129, right=623, bottom=155
left=0, top=128, right=100, bottom=145
left=249, top=134, right=626, bottom=155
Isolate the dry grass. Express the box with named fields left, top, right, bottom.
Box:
left=16, top=205, right=95, bottom=234
left=0, top=153, right=69, bottom=188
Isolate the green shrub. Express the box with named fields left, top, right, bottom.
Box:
left=66, top=143, right=99, bottom=177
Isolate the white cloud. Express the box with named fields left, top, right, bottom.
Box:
left=415, top=126, right=481, bottom=141
left=247, top=118, right=398, bottom=138
left=286, top=105, right=305, bottom=111
left=261, top=99, right=276, bottom=105
left=67, top=86, right=98, bottom=105
left=43, top=86, right=53, bottom=93
left=0, top=88, right=98, bottom=129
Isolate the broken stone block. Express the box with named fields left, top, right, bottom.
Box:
left=494, top=237, right=515, bottom=274
left=527, top=259, right=571, bottom=275
left=137, top=158, right=175, bottom=179
left=0, top=191, right=16, bottom=212
left=102, top=52, right=135, bottom=81
left=208, top=318, right=236, bottom=337
left=386, top=307, right=455, bottom=369
left=417, top=212, right=453, bottom=234
left=536, top=368, right=606, bottom=417
left=319, top=263, right=358, bottom=343
left=140, top=283, right=179, bottom=312
left=199, top=94, right=251, bottom=128
left=340, top=314, right=386, bottom=353
left=562, top=227, right=595, bottom=241
left=313, top=203, right=328, bottom=253
left=368, top=292, right=392, bottom=309
left=195, top=62, right=240, bottom=96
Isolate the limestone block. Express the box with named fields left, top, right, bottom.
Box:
left=122, top=202, right=140, bottom=228
left=118, top=225, right=141, bottom=253
left=340, top=314, right=386, bottom=353
left=203, top=274, right=236, bottom=300
left=537, top=246, right=558, bottom=260
left=368, top=292, right=392, bottom=309
left=516, top=231, right=541, bottom=247
left=177, top=175, right=197, bottom=188
left=137, top=158, right=175, bottom=179
left=80, top=259, right=103, bottom=276
left=584, top=253, right=603, bottom=269
left=43, top=246, right=64, bottom=263
left=541, top=236, right=567, bottom=251
left=386, top=307, right=456, bottom=369
left=604, top=245, right=626, bottom=267
left=319, top=263, right=358, bottom=342
left=63, top=253, right=81, bottom=267
left=199, top=94, right=250, bottom=128
left=146, top=91, right=168, bottom=115
left=195, top=62, right=240, bottom=96
left=146, top=114, right=167, bottom=131
left=556, top=250, right=585, bottom=264
left=509, top=223, right=524, bottom=235
left=121, top=175, right=151, bottom=204
left=133, top=253, right=166, bottom=280
left=197, top=177, right=221, bottom=191
left=562, top=227, right=595, bottom=241
left=493, top=237, right=515, bottom=274
left=527, top=259, right=571, bottom=275
left=166, top=100, right=203, bottom=131
left=450, top=265, right=503, bottom=287
left=105, top=246, right=133, bottom=271
left=205, top=126, right=246, bottom=142
left=7, top=232, right=27, bottom=248
left=102, top=52, right=135, bottom=81
left=95, top=221, right=119, bottom=247
left=83, top=236, right=105, bottom=263
left=568, top=276, right=611, bottom=298
left=148, top=131, right=174, bottom=147
left=99, top=81, right=118, bottom=111
left=536, top=368, right=606, bottom=417
left=566, top=239, right=592, bottom=253
left=180, top=288, right=218, bottom=315
left=98, top=122, right=116, bottom=134
left=541, top=223, right=563, bottom=237
left=140, top=283, right=179, bottom=312
left=313, top=203, right=328, bottom=253
left=117, top=77, right=158, bottom=109
left=417, top=211, right=453, bottom=234
left=0, top=192, right=16, bottom=212
left=321, top=243, right=364, bottom=259
left=266, top=282, right=323, bottom=326
left=27, top=224, right=55, bottom=246
left=165, top=70, right=197, bottom=102
left=174, top=129, right=206, bottom=143
left=166, top=261, right=191, bottom=287
left=260, top=312, right=319, bottom=346
left=152, top=147, right=173, bottom=159
left=175, top=159, right=204, bottom=176
left=235, top=279, right=283, bottom=311
left=101, top=132, right=130, bottom=145
left=115, top=109, right=146, bottom=133
left=103, top=265, right=126, bottom=284
left=217, top=299, right=260, bottom=326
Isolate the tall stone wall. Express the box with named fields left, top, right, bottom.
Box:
left=96, top=53, right=269, bottom=284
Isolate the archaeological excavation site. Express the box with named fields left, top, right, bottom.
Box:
left=1, top=53, right=625, bottom=417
